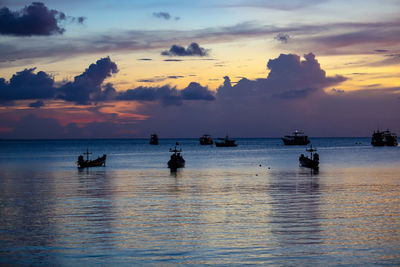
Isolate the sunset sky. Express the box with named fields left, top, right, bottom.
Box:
left=0, top=0, right=399, bottom=138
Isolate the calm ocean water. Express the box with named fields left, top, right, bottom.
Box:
left=0, top=138, right=399, bottom=265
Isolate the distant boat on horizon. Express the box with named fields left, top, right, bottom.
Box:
left=215, top=135, right=237, bottom=147
left=371, top=129, right=397, bottom=146
left=282, top=130, right=310, bottom=145
left=150, top=134, right=159, bottom=145
left=199, top=134, right=213, bottom=145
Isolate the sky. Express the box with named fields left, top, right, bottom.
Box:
left=0, top=0, right=399, bottom=138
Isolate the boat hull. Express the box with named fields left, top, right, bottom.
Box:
left=299, top=155, right=319, bottom=169
left=77, top=155, right=106, bottom=168
left=168, top=157, right=185, bottom=170
left=282, top=137, right=310, bottom=145
left=371, top=131, right=397, bottom=146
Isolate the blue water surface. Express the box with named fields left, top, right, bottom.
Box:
left=0, top=138, right=399, bottom=265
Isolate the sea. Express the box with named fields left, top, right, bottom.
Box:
left=0, top=138, right=399, bottom=266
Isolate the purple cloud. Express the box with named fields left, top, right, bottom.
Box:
left=161, top=43, right=209, bottom=57
left=0, top=68, right=55, bottom=103
left=0, top=2, right=82, bottom=36
left=58, top=57, right=118, bottom=104
left=2, top=53, right=399, bottom=138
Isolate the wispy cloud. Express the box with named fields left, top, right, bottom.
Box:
left=3, top=19, right=400, bottom=64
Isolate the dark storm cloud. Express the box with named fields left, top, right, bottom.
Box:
left=58, top=57, right=118, bottom=104
left=117, top=82, right=215, bottom=106
left=152, top=12, right=171, bottom=20
left=29, top=100, right=44, bottom=108
left=0, top=68, right=55, bottom=102
left=0, top=2, right=82, bottom=36
left=161, top=43, right=209, bottom=57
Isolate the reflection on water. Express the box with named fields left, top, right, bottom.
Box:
left=0, top=139, right=400, bottom=265
left=1, top=167, right=399, bottom=265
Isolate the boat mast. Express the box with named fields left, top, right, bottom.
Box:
left=84, top=148, right=92, bottom=161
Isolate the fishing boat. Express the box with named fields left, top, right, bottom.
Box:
left=150, top=134, right=159, bottom=145
left=282, top=130, right=310, bottom=145
left=299, top=145, right=319, bottom=170
left=215, top=135, right=237, bottom=147
left=77, top=148, right=106, bottom=168
left=371, top=129, right=398, bottom=146
left=168, top=142, right=185, bottom=170
left=199, top=134, right=213, bottom=145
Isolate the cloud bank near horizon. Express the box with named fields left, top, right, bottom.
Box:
left=1, top=52, right=399, bottom=138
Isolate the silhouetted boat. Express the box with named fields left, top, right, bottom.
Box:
left=77, top=148, right=106, bottom=168
left=299, top=145, right=319, bottom=170
left=215, top=136, right=237, bottom=147
left=199, top=134, right=213, bottom=145
left=371, top=129, right=398, bottom=146
left=168, top=142, right=185, bottom=170
left=282, top=130, right=310, bottom=145
left=150, top=134, right=159, bottom=145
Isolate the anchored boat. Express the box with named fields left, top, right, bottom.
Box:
left=199, top=134, right=213, bottom=145
left=282, top=130, right=310, bottom=145
left=168, top=142, right=185, bottom=170
left=77, top=148, right=106, bottom=168
left=150, top=134, right=159, bottom=145
left=299, top=145, right=319, bottom=170
left=215, top=135, right=237, bottom=147
left=371, top=129, right=397, bottom=146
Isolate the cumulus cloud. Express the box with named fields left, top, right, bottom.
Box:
left=161, top=43, right=209, bottom=57
left=58, top=57, right=118, bottom=104
left=0, top=56, right=217, bottom=107
left=2, top=53, right=400, bottom=138
left=217, top=53, right=346, bottom=100
left=0, top=2, right=83, bottom=36
left=0, top=68, right=55, bottom=103
left=181, top=82, right=215, bottom=101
